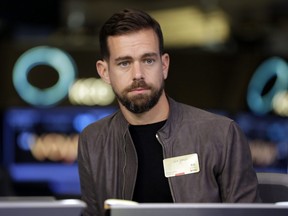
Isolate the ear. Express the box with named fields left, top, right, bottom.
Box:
left=161, top=53, right=170, bottom=80
left=96, top=60, right=111, bottom=84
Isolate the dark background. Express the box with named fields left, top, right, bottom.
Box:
left=1, top=0, right=288, bottom=111
left=1, top=0, right=288, bottom=198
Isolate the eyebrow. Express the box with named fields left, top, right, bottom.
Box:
left=142, top=52, right=158, bottom=58
left=114, top=56, right=132, bottom=62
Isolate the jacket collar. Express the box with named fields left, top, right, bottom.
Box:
left=114, top=96, right=182, bottom=139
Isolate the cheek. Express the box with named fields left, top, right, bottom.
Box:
left=146, top=76, right=164, bottom=89
left=156, top=70, right=167, bottom=82
left=109, top=76, right=127, bottom=92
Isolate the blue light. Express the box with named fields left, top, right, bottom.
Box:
left=9, top=164, right=80, bottom=195
left=6, top=109, right=40, bottom=128
left=267, top=122, right=288, bottom=142
left=73, top=109, right=116, bottom=133
left=17, top=132, right=35, bottom=151
left=73, top=113, right=98, bottom=132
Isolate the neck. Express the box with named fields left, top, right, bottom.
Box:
left=119, top=93, right=169, bottom=125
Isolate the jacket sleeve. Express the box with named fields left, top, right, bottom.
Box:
left=218, top=121, right=261, bottom=202
left=78, top=131, right=102, bottom=216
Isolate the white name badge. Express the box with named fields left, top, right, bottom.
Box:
left=163, top=153, right=200, bottom=177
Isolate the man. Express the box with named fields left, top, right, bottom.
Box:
left=78, top=8, right=261, bottom=216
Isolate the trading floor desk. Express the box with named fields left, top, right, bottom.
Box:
left=107, top=203, right=288, bottom=216
left=0, top=198, right=86, bottom=216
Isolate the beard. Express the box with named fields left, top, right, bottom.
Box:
left=113, top=79, right=165, bottom=114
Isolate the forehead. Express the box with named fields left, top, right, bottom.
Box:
left=107, top=29, right=160, bottom=58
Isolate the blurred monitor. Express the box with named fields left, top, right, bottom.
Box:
left=2, top=106, right=116, bottom=196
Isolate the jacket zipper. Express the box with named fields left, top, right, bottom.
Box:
left=156, top=133, right=176, bottom=202
left=122, top=132, right=138, bottom=200
left=122, top=137, right=127, bottom=198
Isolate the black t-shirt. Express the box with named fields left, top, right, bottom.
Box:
left=129, top=120, right=173, bottom=203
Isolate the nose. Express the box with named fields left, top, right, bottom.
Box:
left=132, top=62, right=144, bottom=80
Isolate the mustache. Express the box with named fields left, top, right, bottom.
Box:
left=127, top=80, right=150, bottom=91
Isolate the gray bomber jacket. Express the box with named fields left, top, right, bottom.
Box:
left=78, top=97, right=261, bottom=216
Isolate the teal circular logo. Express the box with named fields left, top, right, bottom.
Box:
left=247, top=57, right=288, bottom=115
left=13, top=46, right=77, bottom=106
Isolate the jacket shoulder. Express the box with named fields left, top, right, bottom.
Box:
left=178, top=102, right=233, bottom=125
left=80, top=110, right=124, bottom=138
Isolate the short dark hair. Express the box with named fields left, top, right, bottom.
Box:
left=99, top=8, right=164, bottom=60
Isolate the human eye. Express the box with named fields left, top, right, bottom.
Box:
left=118, top=61, right=130, bottom=68
left=144, top=58, right=155, bottom=65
